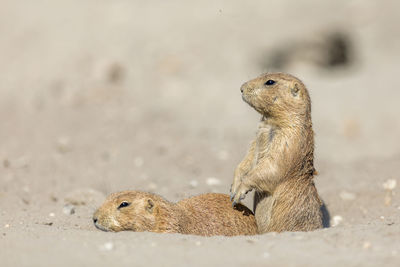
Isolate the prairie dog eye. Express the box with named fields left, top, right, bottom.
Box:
left=118, top=201, right=130, bottom=209
left=265, top=80, right=275, bottom=86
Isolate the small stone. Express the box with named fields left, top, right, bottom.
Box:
left=3, top=159, right=10, bottom=168
left=99, top=242, right=114, bottom=251
left=363, top=241, right=371, bottom=249
left=380, top=216, right=385, bottom=220
left=217, top=150, right=229, bottom=161
left=63, top=204, right=76, bottom=215
left=4, top=224, right=10, bottom=228
left=332, top=215, right=343, bottom=226
left=359, top=206, right=368, bottom=215
left=262, top=252, right=270, bottom=258
left=339, top=191, right=356, bottom=201
left=383, top=179, right=397, bottom=190
left=107, top=63, right=125, bottom=84
left=49, top=212, right=55, bottom=217
left=195, top=241, right=202, bottom=246
left=22, top=186, right=30, bottom=193
left=133, top=157, right=144, bottom=167
left=189, top=180, right=198, bottom=188
left=14, top=156, right=29, bottom=169
left=206, top=177, right=221, bottom=186
left=56, top=136, right=71, bottom=153
left=148, top=183, right=157, bottom=191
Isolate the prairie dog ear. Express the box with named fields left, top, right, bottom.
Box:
left=146, top=199, right=155, bottom=213
left=291, top=82, right=300, bottom=97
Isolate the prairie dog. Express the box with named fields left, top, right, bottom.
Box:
left=230, top=72, right=323, bottom=233
left=93, top=191, right=257, bottom=236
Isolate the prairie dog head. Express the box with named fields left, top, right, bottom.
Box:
left=240, top=73, right=311, bottom=121
left=93, top=191, right=159, bottom=232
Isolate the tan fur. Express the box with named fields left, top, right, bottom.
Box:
left=93, top=191, right=257, bottom=236
left=230, top=72, right=323, bottom=233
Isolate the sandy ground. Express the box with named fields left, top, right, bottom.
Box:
left=1, top=0, right=400, bottom=266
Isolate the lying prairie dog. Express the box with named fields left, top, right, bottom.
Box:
left=93, top=191, right=257, bottom=236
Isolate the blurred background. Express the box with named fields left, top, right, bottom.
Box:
left=1, top=0, right=400, bottom=237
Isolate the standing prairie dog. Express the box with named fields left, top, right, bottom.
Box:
left=230, top=72, right=323, bottom=233
left=93, top=191, right=257, bottom=236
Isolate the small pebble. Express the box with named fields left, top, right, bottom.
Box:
left=189, top=180, right=198, bottom=188
left=363, top=241, right=371, bottom=249
left=22, top=186, right=30, bottom=193
left=217, top=150, right=229, bottom=161
left=4, top=224, right=10, bottom=228
left=383, top=179, right=397, bottom=190
left=99, top=242, right=114, bottom=251
left=195, top=241, right=202, bottom=246
left=262, top=252, right=270, bottom=259
left=49, top=212, right=55, bottom=217
left=14, top=156, right=29, bottom=169
left=63, top=204, right=76, bottom=215
left=134, top=157, right=144, bottom=167
left=339, top=191, right=356, bottom=201
left=332, top=215, right=343, bottom=226
left=148, top=183, right=157, bottom=191
left=107, top=63, right=125, bottom=84
left=359, top=206, right=368, bottom=215
left=206, top=177, right=221, bottom=186
left=3, top=159, right=10, bottom=168
left=380, top=216, right=385, bottom=220
left=56, top=136, right=71, bottom=153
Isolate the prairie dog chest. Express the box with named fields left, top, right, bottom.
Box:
left=252, top=123, right=274, bottom=166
